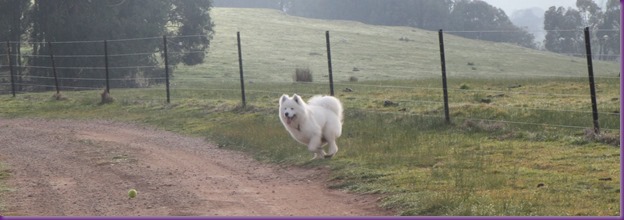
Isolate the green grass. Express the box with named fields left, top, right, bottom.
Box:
left=0, top=162, right=9, bottom=213
left=0, top=78, right=619, bottom=216
left=0, top=8, right=620, bottom=216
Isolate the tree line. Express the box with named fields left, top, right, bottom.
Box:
left=544, top=0, right=620, bottom=60
left=1, top=0, right=214, bottom=91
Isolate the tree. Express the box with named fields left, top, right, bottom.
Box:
left=576, top=0, right=602, bottom=28
left=29, top=0, right=168, bottom=89
left=169, top=0, right=215, bottom=65
left=543, top=6, right=583, bottom=55
left=0, top=0, right=30, bottom=54
left=26, top=0, right=214, bottom=90
left=0, top=0, right=31, bottom=90
left=543, top=0, right=619, bottom=59
left=448, top=0, right=536, bottom=48
left=596, top=0, right=620, bottom=60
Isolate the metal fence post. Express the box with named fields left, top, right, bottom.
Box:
left=104, top=40, right=110, bottom=94
left=163, top=35, right=171, bottom=104
left=16, top=42, right=22, bottom=92
left=438, top=30, right=450, bottom=124
left=47, top=42, right=60, bottom=94
left=5, top=41, right=16, bottom=97
left=584, top=27, right=600, bottom=134
left=326, top=31, right=335, bottom=96
left=237, top=32, right=246, bottom=107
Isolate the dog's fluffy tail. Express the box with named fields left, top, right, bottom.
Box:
left=309, top=95, right=343, bottom=121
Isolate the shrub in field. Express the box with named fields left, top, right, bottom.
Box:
left=51, top=92, right=68, bottom=101
left=294, top=68, right=313, bottom=82
left=584, top=128, right=620, bottom=147
left=100, top=89, right=115, bottom=104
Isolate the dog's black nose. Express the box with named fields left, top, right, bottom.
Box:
left=285, top=112, right=289, bottom=117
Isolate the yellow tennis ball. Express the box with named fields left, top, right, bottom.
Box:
left=128, top=189, right=137, bottom=199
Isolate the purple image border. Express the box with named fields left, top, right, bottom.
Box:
left=619, top=0, right=623, bottom=218
left=2, top=1, right=624, bottom=220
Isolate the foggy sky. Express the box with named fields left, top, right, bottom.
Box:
left=482, top=0, right=606, bottom=15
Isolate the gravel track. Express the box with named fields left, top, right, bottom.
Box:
left=0, top=118, right=390, bottom=216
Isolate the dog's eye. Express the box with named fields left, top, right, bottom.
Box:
left=290, top=108, right=294, bottom=110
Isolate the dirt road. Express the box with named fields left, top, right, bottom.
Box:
left=0, top=118, right=391, bottom=216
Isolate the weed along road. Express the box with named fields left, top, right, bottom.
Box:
left=0, top=118, right=391, bottom=216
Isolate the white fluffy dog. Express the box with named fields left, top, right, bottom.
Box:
left=279, top=94, right=344, bottom=159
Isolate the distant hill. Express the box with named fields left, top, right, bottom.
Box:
left=179, top=8, right=617, bottom=83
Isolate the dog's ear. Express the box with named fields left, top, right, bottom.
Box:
left=280, top=94, right=288, bottom=104
left=293, top=94, right=301, bottom=104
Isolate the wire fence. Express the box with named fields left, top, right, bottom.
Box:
left=0, top=28, right=620, bottom=134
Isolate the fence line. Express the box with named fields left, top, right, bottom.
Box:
left=7, top=75, right=617, bottom=117
left=10, top=48, right=621, bottom=59
left=455, top=116, right=621, bottom=132
left=0, top=83, right=620, bottom=132
left=19, top=65, right=161, bottom=70
left=2, top=69, right=615, bottom=98
left=3, top=30, right=618, bottom=45
left=5, top=34, right=208, bottom=45
left=22, top=75, right=167, bottom=81
left=0, top=29, right=620, bottom=133
left=349, top=108, right=621, bottom=132
left=448, top=72, right=619, bottom=79
left=164, top=85, right=624, bottom=115
left=2, top=75, right=617, bottom=99
left=8, top=63, right=620, bottom=80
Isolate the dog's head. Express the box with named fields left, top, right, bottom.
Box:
left=279, top=94, right=304, bottom=125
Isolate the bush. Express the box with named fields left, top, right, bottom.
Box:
left=100, top=89, right=115, bottom=104
left=51, top=92, right=68, bottom=101
left=293, top=68, right=313, bottom=82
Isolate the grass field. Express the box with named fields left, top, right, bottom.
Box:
left=0, top=8, right=620, bottom=216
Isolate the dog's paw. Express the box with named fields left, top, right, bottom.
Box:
left=311, top=153, right=327, bottom=160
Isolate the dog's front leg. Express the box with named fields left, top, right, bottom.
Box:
left=307, top=137, right=326, bottom=160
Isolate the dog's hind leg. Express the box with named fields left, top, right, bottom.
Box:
left=325, top=139, right=338, bottom=159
